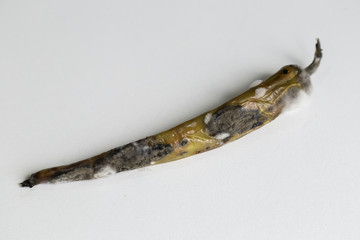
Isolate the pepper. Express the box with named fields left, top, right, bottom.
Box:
left=21, top=40, right=322, bottom=188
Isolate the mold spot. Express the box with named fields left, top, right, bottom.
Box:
left=223, top=136, right=231, bottom=143
left=94, top=166, right=116, bottom=179
left=205, top=105, right=268, bottom=137
left=288, top=86, right=300, bottom=99
left=51, top=167, right=94, bottom=183
left=204, top=113, right=212, bottom=124
left=255, top=87, right=266, bottom=98
left=103, top=137, right=173, bottom=171
left=251, top=122, right=263, bottom=129
left=215, top=132, right=230, bottom=140
left=179, top=151, right=187, bottom=156
left=180, top=139, right=188, bottom=146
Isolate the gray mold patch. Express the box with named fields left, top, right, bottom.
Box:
left=267, top=86, right=302, bottom=114
left=287, top=86, right=300, bottom=99
left=50, top=165, right=94, bottom=183
left=96, top=137, right=173, bottom=172
left=42, top=137, right=174, bottom=184
left=205, top=105, right=268, bottom=138
left=292, top=65, right=312, bottom=94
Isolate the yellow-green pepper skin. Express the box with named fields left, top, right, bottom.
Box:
left=21, top=40, right=322, bottom=188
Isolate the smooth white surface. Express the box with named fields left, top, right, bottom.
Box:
left=1, top=0, right=360, bottom=239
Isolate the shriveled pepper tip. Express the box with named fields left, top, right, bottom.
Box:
left=20, top=179, right=33, bottom=188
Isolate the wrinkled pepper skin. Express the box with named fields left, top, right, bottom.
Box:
left=21, top=40, right=322, bottom=188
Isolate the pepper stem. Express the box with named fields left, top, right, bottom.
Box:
left=305, top=39, right=322, bottom=75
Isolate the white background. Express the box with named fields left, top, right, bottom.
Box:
left=1, top=0, right=360, bottom=239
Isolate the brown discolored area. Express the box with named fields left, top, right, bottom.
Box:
left=20, top=157, right=100, bottom=187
